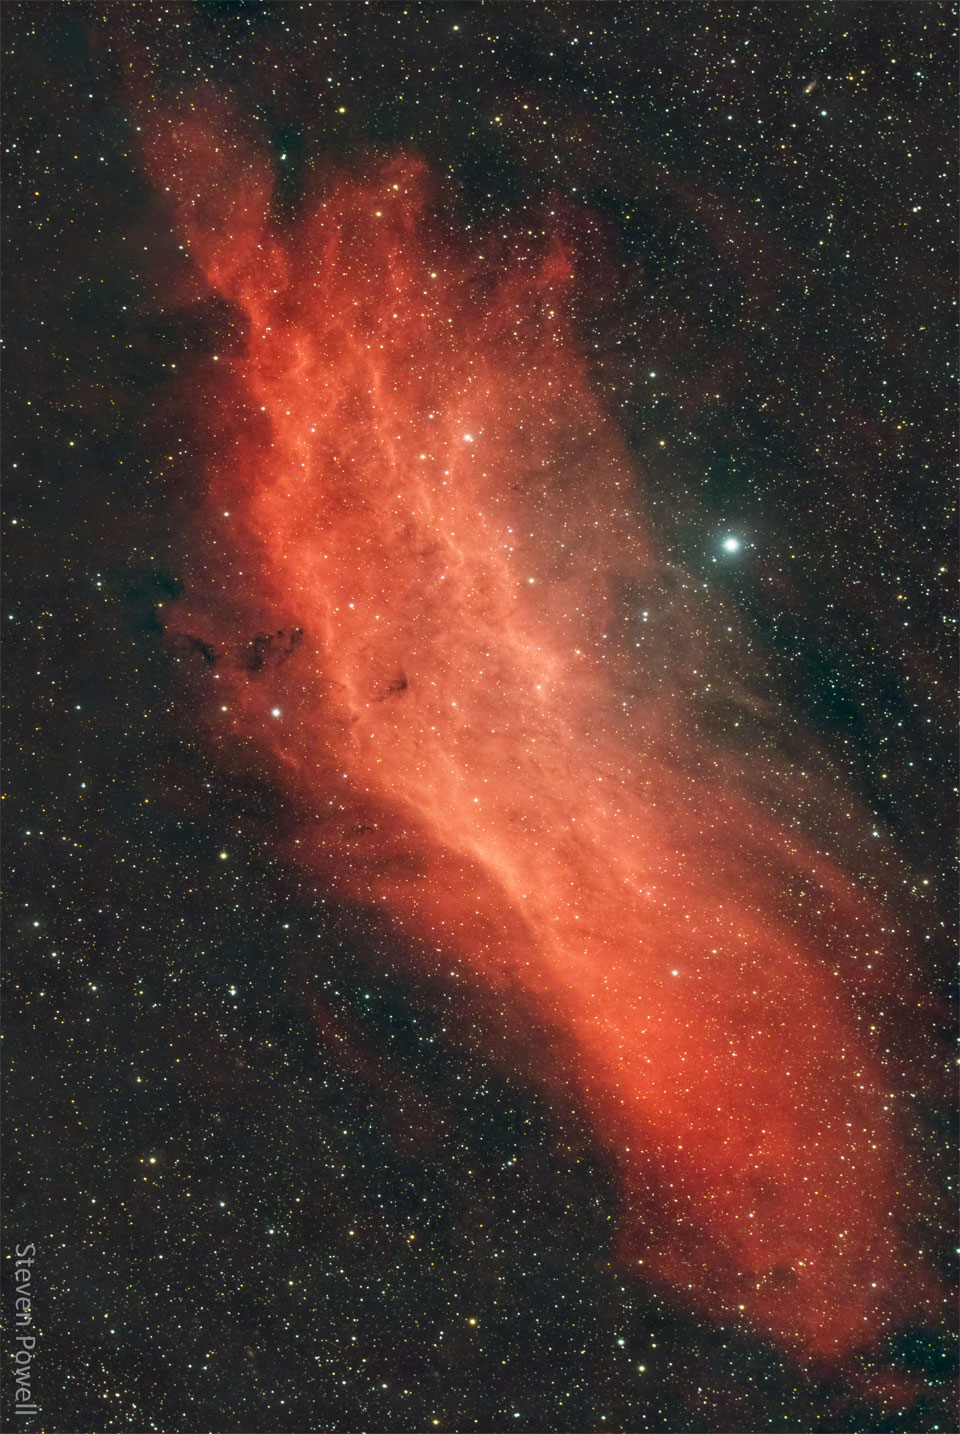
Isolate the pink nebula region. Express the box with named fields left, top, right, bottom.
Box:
left=145, top=110, right=938, bottom=1362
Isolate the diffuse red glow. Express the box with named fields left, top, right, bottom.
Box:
left=148, top=112, right=937, bottom=1360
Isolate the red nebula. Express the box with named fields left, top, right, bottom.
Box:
left=146, top=110, right=939, bottom=1361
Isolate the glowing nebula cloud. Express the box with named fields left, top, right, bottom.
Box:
left=145, top=107, right=939, bottom=1362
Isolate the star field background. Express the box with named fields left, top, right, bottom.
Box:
left=2, top=4, right=957, bottom=1432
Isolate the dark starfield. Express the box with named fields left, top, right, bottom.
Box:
left=2, top=4, right=957, bottom=1433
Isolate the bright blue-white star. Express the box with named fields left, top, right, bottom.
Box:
left=721, top=535, right=742, bottom=553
